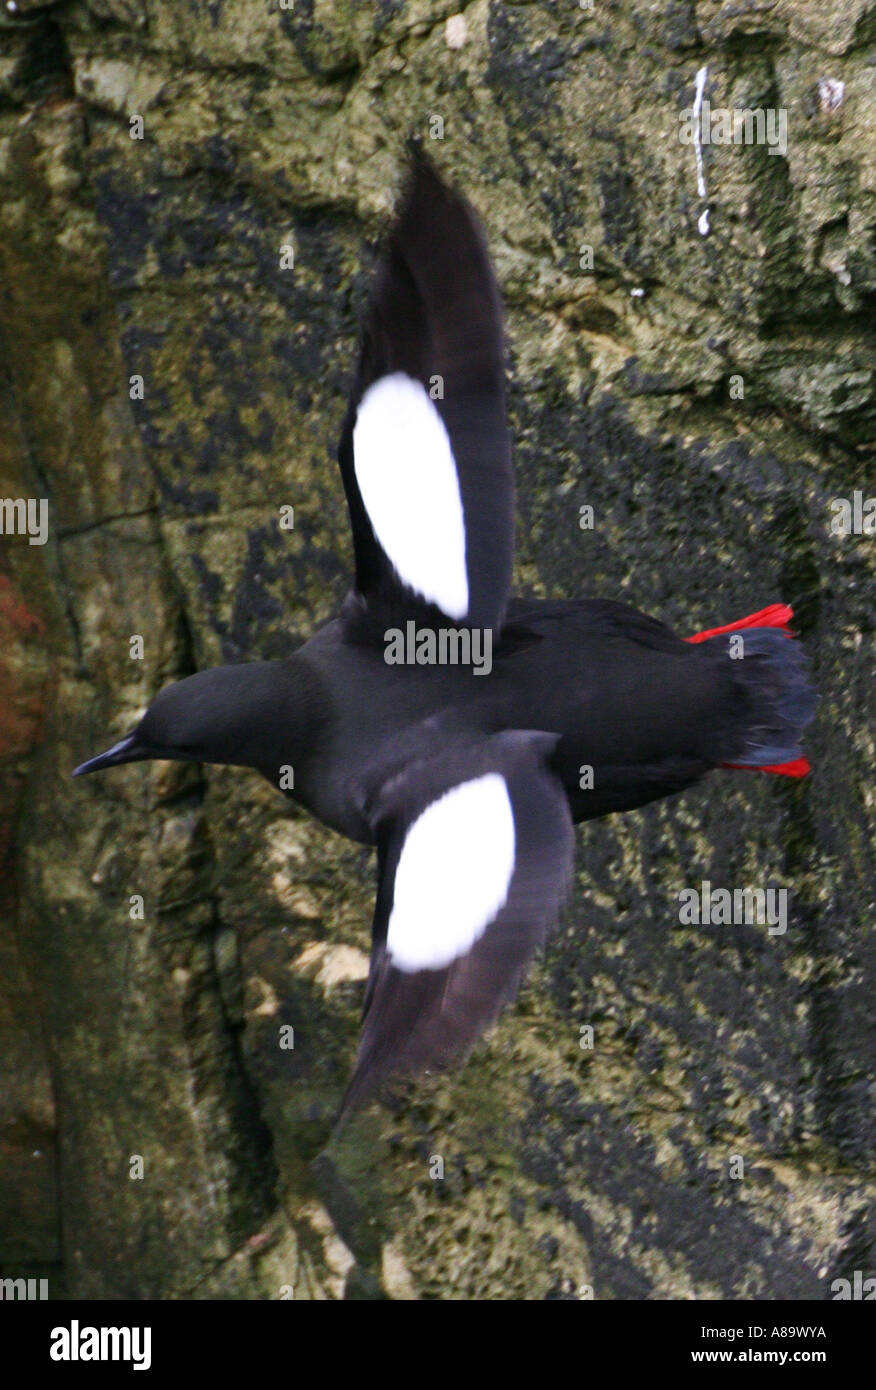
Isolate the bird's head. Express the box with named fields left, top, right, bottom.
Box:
left=72, top=662, right=311, bottom=778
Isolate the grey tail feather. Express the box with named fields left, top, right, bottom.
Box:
left=711, top=627, right=816, bottom=767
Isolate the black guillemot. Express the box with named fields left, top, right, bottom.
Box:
left=74, top=147, right=815, bottom=1115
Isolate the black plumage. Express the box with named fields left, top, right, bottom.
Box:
left=74, top=148, right=815, bottom=1112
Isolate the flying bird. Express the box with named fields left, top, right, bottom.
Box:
left=74, top=147, right=815, bottom=1116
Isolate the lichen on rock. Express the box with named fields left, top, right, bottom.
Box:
left=0, top=0, right=873, bottom=1299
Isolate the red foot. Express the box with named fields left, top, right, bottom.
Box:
left=687, top=604, right=810, bottom=779
left=720, top=756, right=811, bottom=779
left=685, top=603, right=794, bottom=645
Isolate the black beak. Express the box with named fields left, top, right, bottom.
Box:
left=72, top=733, right=150, bottom=777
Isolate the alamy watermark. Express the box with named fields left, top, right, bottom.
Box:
left=0, top=1275, right=48, bottom=1299
left=829, top=491, right=875, bottom=536
left=384, top=622, right=492, bottom=676
left=50, top=1322, right=151, bottom=1370
left=831, top=1270, right=876, bottom=1299
left=677, top=880, right=788, bottom=935
left=680, top=99, right=787, bottom=158
left=0, top=497, right=48, bottom=545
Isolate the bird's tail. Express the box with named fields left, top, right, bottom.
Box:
left=687, top=605, right=816, bottom=778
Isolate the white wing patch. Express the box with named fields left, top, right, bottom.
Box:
left=352, top=372, right=469, bottom=619
left=387, top=773, right=516, bottom=973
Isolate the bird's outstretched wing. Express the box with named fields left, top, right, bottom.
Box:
left=340, top=731, right=574, bottom=1116
left=337, top=145, right=513, bottom=633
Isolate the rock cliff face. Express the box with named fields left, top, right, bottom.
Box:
left=0, top=0, right=873, bottom=1299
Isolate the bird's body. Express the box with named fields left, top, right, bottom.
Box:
left=280, top=595, right=768, bottom=844
left=74, top=146, right=815, bottom=1112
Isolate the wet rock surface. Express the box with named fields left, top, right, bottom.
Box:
left=0, top=0, right=873, bottom=1298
